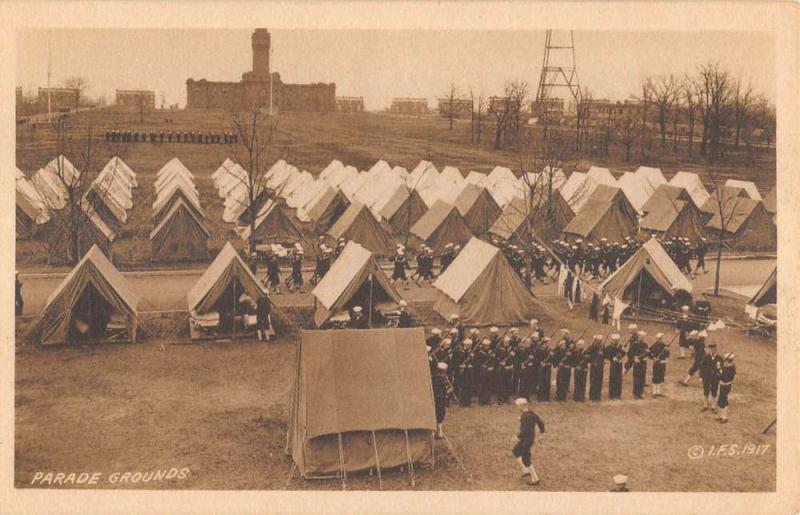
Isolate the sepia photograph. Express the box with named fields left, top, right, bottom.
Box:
left=2, top=2, right=798, bottom=513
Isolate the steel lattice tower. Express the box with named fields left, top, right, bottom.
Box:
left=535, top=30, right=582, bottom=104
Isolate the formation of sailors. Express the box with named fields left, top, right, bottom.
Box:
left=104, top=129, right=238, bottom=145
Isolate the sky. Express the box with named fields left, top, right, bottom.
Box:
left=16, top=29, right=775, bottom=110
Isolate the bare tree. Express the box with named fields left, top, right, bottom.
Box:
left=220, top=104, right=281, bottom=256
left=650, top=74, right=680, bottom=149
left=574, top=89, right=592, bottom=154
left=684, top=76, right=697, bottom=156
left=706, top=169, right=747, bottom=296
left=31, top=116, right=124, bottom=264
left=615, top=111, right=639, bottom=162
left=489, top=96, right=510, bottom=150
left=63, top=76, right=88, bottom=112
left=639, top=80, right=653, bottom=159
left=698, top=63, right=732, bottom=162
left=733, top=79, right=753, bottom=149
left=505, top=80, right=529, bottom=148
left=475, top=94, right=486, bottom=144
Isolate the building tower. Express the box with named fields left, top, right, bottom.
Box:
left=252, top=28, right=271, bottom=77
left=534, top=29, right=581, bottom=105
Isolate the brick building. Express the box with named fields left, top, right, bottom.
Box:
left=337, top=96, right=365, bottom=113
left=585, top=98, right=644, bottom=126
left=531, top=97, right=565, bottom=116
left=186, top=29, right=336, bottom=112
left=391, top=98, right=430, bottom=115
left=116, top=89, right=156, bottom=110
left=436, top=98, right=471, bottom=118
left=37, top=87, right=80, bottom=111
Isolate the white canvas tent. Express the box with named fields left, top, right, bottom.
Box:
left=616, top=172, right=651, bottom=213
left=634, top=166, right=667, bottom=192
left=669, top=171, right=710, bottom=208
left=725, top=179, right=762, bottom=201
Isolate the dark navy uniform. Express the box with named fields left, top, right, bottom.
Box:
left=605, top=340, right=625, bottom=399
left=536, top=343, right=553, bottom=402
left=572, top=345, right=589, bottom=402
left=512, top=410, right=545, bottom=468
left=649, top=339, right=669, bottom=385
left=588, top=338, right=605, bottom=401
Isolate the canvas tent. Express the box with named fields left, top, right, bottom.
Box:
left=465, top=171, right=488, bottom=187
left=409, top=200, right=473, bottom=254
left=50, top=202, right=116, bottom=263
left=318, top=159, right=344, bottom=181
left=763, top=186, right=776, bottom=213
left=562, top=184, right=638, bottom=243
left=32, top=245, right=141, bottom=345
left=326, top=202, right=395, bottom=256
left=299, top=184, right=351, bottom=231
left=16, top=170, right=49, bottom=239
left=311, top=241, right=403, bottom=327
left=82, top=182, right=129, bottom=229
left=432, top=237, right=540, bottom=325
left=149, top=196, right=211, bottom=262
left=745, top=267, right=776, bottom=320
left=376, top=184, right=428, bottom=235
left=239, top=199, right=305, bottom=245
left=287, top=327, right=435, bottom=478
left=703, top=196, right=776, bottom=250
left=668, top=171, right=709, bottom=208
left=639, top=184, right=706, bottom=243
left=725, top=179, right=762, bottom=201
left=454, top=183, right=502, bottom=235
left=152, top=183, right=205, bottom=227
left=616, top=172, right=651, bottom=213
left=600, top=237, right=693, bottom=307
left=186, top=242, right=269, bottom=338
left=100, top=156, right=137, bottom=189
left=634, top=166, right=666, bottom=192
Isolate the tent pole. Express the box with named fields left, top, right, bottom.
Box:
left=635, top=269, right=643, bottom=322
left=404, top=429, right=416, bottom=487
left=430, top=431, right=436, bottom=471
left=337, top=433, right=347, bottom=491
left=368, top=274, right=374, bottom=328
left=371, top=430, right=383, bottom=490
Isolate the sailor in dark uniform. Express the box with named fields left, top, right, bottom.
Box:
left=457, top=338, right=475, bottom=406
left=699, top=341, right=723, bottom=413
left=630, top=331, right=649, bottom=399
left=715, top=353, right=736, bottom=423
left=390, top=245, right=410, bottom=286
left=432, top=362, right=452, bottom=437
left=680, top=330, right=704, bottom=385
left=587, top=334, right=605, bottom=401
left=605, top=334, right=625, bottom=399
left=289, top=248, right=304, bottom=292
left=349, top=305, right=368, bottom=329
left=516, top=337, right=534, bottom=399
left=536, top=337, right=553, bottom=402
left=512, top=398, right=545, bottom=486
left=554, top=331, right=573, bottom=401
left=475, top=339, right=494, bottom=405
left=426, top=328, right=442, bottom=350
left=397, top=300, right=413, bottom=327
left=495, top=338, right=514, bottom=404
left=648, top=332, right=670, bottom=397
left=571, top=339, right=589, bottom=402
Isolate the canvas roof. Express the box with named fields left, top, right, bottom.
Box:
left=366, top=159, right=392, bottom=176
left=93, top=170, right=133, bottom=208
left=326, top=202, right=394, bottom=255
left=102, top=156, right=137, bottom=187
left=212, top=158, right=237, bottom=183
left=265, top=161, right=299, bottom=194
left=559, top=172, right=588, bottom=210
left=432, top=237, right=540, bottom=325
left=288, top=178, right=326, bottom=210
left=640, top=198, right=688, bottom=232
left=318, top=159, right=344, bottom=181
left=31, top=166, right=69, bottom=210
left=642, top=184, right=691, bottom=214
left=239, top=199, right=303, bottom=243
left=37, top=245, right=140, bottom=344
left=725, top=179, right=762, bottom=201
left=487, top=179, right=523, bottom=208
left=326, top=165, right=360, bottom=189
left=155, top=167, right=197, bottom=194
left=668, top=171, right=710, bottom=208
left=156, top=157, right=194, bottom=180
left=487, top=166, right=516, bottom=186
left=587, top=166, right=616, bottom=185
left=616, top=172, right=651, bottom=213
left=634, top=166, right=667, bottom=190
left=373, top=182, right=411, bottom=220
left=763, top=186, right=776, bottom=214
left=84, top=182, right=128, bottom=224
left=281, top=170, right=314, bottom=200
left=292, top=327, right=434, bottom=439
left=153, top=182, right=203, bottom=219
left=43, top=155, right=81, bottom=187
left=465, top=171, right=488, bottom=187
left=748, top=267, right=776, bottom=307
left=149, top=195, right=211, bottom=241
left=79, top=200, right=116, bottom=241
left=311, top=241, right=402, bottom=325
left=705, top=196, right=760, bottom=233
left=186, top=242, right=267, bottom=313
left=440, top=166, right=465, bottom=185
left=562, top=184, right=637, bottom=240
left=16, top=174, right=48, bottom=223
left=488, top=196, right=527, bottom=241
left=601, top=237, right=693, bottom=299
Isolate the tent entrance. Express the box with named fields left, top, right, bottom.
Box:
left=621, top=269, right=670, bottom=307
left=66, top=282, right=121, bottom=343
left=342, top=274, right=398, bottom=326
left=206, top=276, right=257, bottom=338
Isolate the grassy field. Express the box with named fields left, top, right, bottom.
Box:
left=15, top=107, right=776, bottom=268
left=14, top=296, right=776, bottom=491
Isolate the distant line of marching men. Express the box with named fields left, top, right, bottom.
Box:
left=426, top=316, right=736, bottom=422
left=104, top=129, right=239, bottom=145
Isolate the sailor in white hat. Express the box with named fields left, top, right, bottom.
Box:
left=432, top=361, right=451, bottom=437
left=611, top=474, right=629, bottom=492
left=511, top=397, right=545, bottom=486
left=716, top=353, right=736, bottom=423
left=650, top=332, right=669, bottom=397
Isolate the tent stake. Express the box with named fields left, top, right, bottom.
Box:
left=371, top=430, right=383, bottom=490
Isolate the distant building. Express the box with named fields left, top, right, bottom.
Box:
left=37, top=87, right=80, bottom=111
left=531, top=98, right=565, bottom=116
left=186, top=28, right=336, bottom=112
left=436, top=98, right=471, bottom=118
left=337, top=96, right=365, bottom=113
left=116, top=90, right=156, bottom=110
left=488, top=96, right=521, bottom=113
left=392, top=98, right=429, bottom=115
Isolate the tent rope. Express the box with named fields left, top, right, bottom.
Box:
left=371, top=430, right=383, bottom=490
left=337, top=433, right=347, bottom=491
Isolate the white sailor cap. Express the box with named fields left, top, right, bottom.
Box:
left=681, top=305, right=690, bottom=311
left=514, top=397, right=528, bottom=406
left=481, top=338, right=491, bottom=346
left=470, top=328, right=480, bottom=335
left=689, top=330, right=699, bottom=336
left=426, top=345, right=432, bottom=352
left=613, top=474, right=628, bottom=486
left=353, top=306, right=362, bottom=312
left=628, top=324, right=638, bottom=330
left=450, top=313, right=459, bottom=320
left=431, top=328, right=441, bottom=335
left=611, top=334, right=620, bottom=341
left=490, top=327, right=499, bottom=333
left=655, top=332, right=664, bottom=339
left=399, top=300, right=408, bottom=307
left=437, top=362, right=448, bottom=371
left=637, top=331, right=646, bottom=337
left=449, top=328, right=458, bottom=335
left=463, top=338, right=473, bottom=346
left=529, top=319, right=539, bottom=326
left=510, top=328, right=518, bottom=334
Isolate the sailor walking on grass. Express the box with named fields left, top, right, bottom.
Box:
left=512, top=397, right=545, bottom=486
